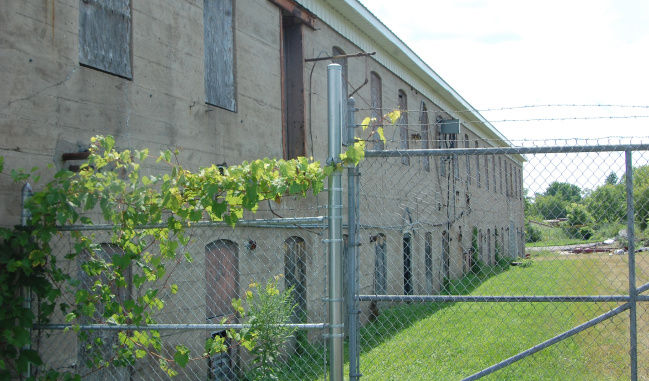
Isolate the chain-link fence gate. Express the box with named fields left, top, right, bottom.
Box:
left=345, top=114, right=649, bottom=380
left=21, top=64, right=649, bottom=380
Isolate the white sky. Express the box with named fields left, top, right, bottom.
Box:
left=358, top=0, right=649, bottom=143
left=359, top=0, right=649, bottom=194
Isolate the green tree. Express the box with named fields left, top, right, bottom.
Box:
left=585, top=184, right=625, bottom=223
left=605, top=172, right=618, bottom=185
left=545, top=181, right=582, bottom=203
left=533, top=194, right=568, bottom=220
left=562, top=203, right=594, bottom=239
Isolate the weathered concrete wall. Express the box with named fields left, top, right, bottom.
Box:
left=3, top=0, right=524, bottom=376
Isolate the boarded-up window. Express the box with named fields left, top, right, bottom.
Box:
left=370, top=71, right=383, bottom=150
left=420, top=102, right=430, bottom=172
left=204, top=0, right=236, bottom=111
left=205, top=239, right=238, bottom=379
left=282, top=17, right=306, bottom=159
left=78, top=243, right=132, bottom=379
left=205, top=240, right=239, bottom=320
left=79, top=0, right=132, bottom=79
left=398, top=90, right=409, bottom=165
left=285, top=236, right=307, bottom=323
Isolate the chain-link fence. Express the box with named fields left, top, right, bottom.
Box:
left=32, top=215, right=330, bottom=380
left=346, top=143, right=649, bottom=380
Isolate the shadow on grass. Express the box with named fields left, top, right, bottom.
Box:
left=279, top=260, right=513, bottom=380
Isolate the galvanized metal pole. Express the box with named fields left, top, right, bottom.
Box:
left=21, top=183, right=32, bottom=379
left=624, top=150, right=638, bottom=381
left=346, top=97, right=361, bottom=380
left=327, top=63, right=344, bottom=381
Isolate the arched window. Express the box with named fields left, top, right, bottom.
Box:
left=205, top=239, right=239, bottom=378
left=205, top=239, right=239, bottom=320
left=374, top=233, right=387, bottom=295
left=487, top=228, right=492, bottom=265
left=492, top=155, right=497, bottom=193
left=370, top=71, right=383, bottom=150
left=332, top=46, right=348, bottom=100
left=485, top=155, right=490, bottom=190
left=499, top=157, right=504, bottom=194
left=475, top=141, right=481, bottom=187
left=285, top=236, right=307, bottom=323
left=495, top=228, right=500, bottom=261
left=425, top=232, right=433, bottom=293
left=478, top=229, right=484, bottom=263
left=403, top=233, right=413, bottom=295
left=78, top=243, right=132, bottom=380
left=398, top=90, right=409, bottom=165
left=442, top=231, right=450, bottom=290
left=465, top=134, right=470, bottom=183
left=420, top=102, right=430, bottom=172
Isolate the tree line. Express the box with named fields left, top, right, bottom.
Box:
left=525, top=165, right=649, bottom=243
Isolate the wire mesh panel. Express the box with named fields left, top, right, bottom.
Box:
left=33, top=222, right=328, bottom=380
left=352, top=144, right=649, bottom=380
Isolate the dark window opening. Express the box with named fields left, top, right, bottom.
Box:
left=370, top=71, right=383, bottom=150
left=398, top=90, right=409, bottom=165
left=420, top=102, right=430, bottom=172
left=282, top=16, right=306, bottom=159
left=442, top=231, right=450, bottom=290
left=374, top=233, right=387, bottom=295
left=285, top=236, right=307, bottom=323
left=475, top=141, right=481, bottom=187
left=403, top=233, right=413, bottom=295
left=332, top=46, right=348, bottom=100
left=425, top=232, right=433, bottom=293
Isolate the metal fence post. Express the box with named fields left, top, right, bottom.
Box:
left=346, top=97, right=361, bottom=380
left=327, top=63, right=344, bottom=381
left=21, top=183, right=33, bottom=379
left=624, top=150, right=638, bottom=381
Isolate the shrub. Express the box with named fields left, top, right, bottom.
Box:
left=562, top=203, right=594, bottom=239
left=525, top=221, right=543, bottom=243
left=235, top=276, right=297, bottom=381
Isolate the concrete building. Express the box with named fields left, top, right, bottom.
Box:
left=1, top=0, right=525, bottom=378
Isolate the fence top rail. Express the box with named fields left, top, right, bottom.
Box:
left=55, top=216, right=327, bottom=232
left=364, top=144, right=649, bottom=158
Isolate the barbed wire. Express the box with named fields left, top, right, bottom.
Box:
left=353, top=103, right=649, bottom=114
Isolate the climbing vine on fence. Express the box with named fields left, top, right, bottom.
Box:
left=0, top=127, right=377, bottom=379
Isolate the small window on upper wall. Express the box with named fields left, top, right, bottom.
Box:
left=370, top=71, right=383, bottom=150
left=204, top=0, right=236, bottom=111
left=332, top=47, right=348, bottom=100
left=79, top=0, right=132, bottom=79
left=398, top=90, right=409, bottom=165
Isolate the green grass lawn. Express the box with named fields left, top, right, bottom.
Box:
left=283, top=253, right=642, bottom=380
